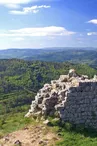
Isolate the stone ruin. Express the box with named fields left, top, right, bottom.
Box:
left=26, top=69, right=97, bottom=129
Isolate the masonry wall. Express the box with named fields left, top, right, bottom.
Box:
left=59, top=82, right=97, bottom=129
left=26, top=69, right=97, bottom=130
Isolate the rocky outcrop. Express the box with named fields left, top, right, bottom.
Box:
left=26, top=69, right=97, bottom=129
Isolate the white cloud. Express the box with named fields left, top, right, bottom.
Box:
left=0, top=0, right=32, bottom=5
left=87, top=19, right=97, bottom=24
left=5, top=4, right=20, bottom=9
left=10, top=5, right=50, bottom=15
left=0, top=0, right=32, bottom=8
left=0, top=0, right=53, bottom=9
left=0, top=0, right=56, bottom=4
left=13, top=37, right=24, bottom=41
left=0, top=26, right=76, bottom=37
left=87, top=32, right=97, bottom=36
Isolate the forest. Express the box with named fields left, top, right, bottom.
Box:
left=0, top=59, right=97, bottom=116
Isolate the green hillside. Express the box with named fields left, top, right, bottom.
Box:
left=0, top=59, right=97, bottom=117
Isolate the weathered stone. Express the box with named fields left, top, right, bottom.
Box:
left=59, top=75, right=69, bottom=82
left=26, top=69, right=97, bottom=130
left=68, top=69, right=78, bottom=78
left=93, top=75, right=97, bottom=80
left=43, top=119, right=50, bottom=125
left=14, top=140, right=22, bottom=146
left=82, top=75, right=89, bottom=79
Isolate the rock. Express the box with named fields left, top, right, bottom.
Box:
left=51, top=80, right=57, bottom=85
left=39, top=140, right=44, bottom=144
left=71, top=78, right=79, bottom=86
left=14, top=140, right=22, bottom=146
left=25, top=112, right=32, bottom=117
left=39, top=140, right=47, bottom=145
left=44, top=84, right=50, bottom=88
left=93, top=75, right=97, bottom=80
left=23, top=127, right=29, bottom=130
left=81, top=75, right=89, bottom=80
left=52, top=118, right=60, bottom=123
left=4, top=136, right=9, bottom=142
left=59, top=75, right=69, bottom=82
left=34, top=111, right=42, bottom=116
left=59, top=83, right=66, bottom=90
left=51, top=89, right=58, bottom=95
left=43, top=119, right=50, bottom=125
left=68, top=69, right=78, bottom=78
left=58, top=89, right=66, bottom=97
left=31, top=139, right=35, bottom=143
left=52, top=83, right=57, bottom=89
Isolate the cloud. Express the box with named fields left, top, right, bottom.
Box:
left=0, top=0, right=32, bottom=8
left=0, top=0, right=55, bottom=9
left=10, top=5, right=51, bottom=15
left=87, top=19, right=97, bottom=24
left=13, top=37, right=24, bottom=41
left=87, top=32, right=97, bottom=36
left=0, top=26, right=76, bottom=37
left=0, top=0, right=31, bottom=4
left=5, top=4, right=20, bottom=9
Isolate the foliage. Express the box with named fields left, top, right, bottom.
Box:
left=0, top=59, right=96, bottom=117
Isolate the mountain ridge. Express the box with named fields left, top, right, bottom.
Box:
left=0, top=48, right=97, bottom=67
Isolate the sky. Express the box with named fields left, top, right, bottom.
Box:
left=0, top=0, right=97, bottom=49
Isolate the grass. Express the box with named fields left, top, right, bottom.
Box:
left=1, top=113, right=97, bottom=146
left=50, top=120, right=97, bottom=146
left=0, top=112, right=33, bottom=136
left=56, top=130, right=97, bottom=146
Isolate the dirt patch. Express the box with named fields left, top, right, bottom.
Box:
left=0, top=125, right=59, bottom=146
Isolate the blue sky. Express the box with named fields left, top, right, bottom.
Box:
left=0, top=0, right=97, bottom=49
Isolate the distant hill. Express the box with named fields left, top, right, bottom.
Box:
left=0, top=48, right=97, bottom=67
left=0, top=48, right=65, bottom=59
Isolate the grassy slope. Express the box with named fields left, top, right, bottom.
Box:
left=1, top=114, right=97, bottom=146
left=0, top=112, right=32, bottom=136
left=56, top=129, right=97, bottom=146
left=49, top=119, right=97, bottom=146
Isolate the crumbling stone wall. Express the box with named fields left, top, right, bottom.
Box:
left=56, top=82, right=97, bottom=129
left=26, top=69, right=97, bottom=129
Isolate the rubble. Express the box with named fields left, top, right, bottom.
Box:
left=25, top=69, right=97, bottom=129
